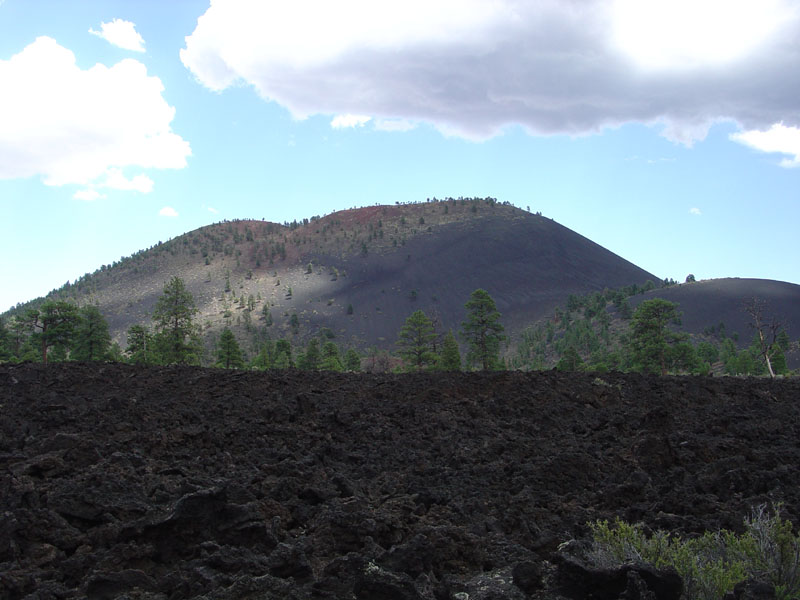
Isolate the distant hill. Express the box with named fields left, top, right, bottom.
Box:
left=2, top=199, right=658, bottom=359
left=631, top=278, right=800, bottom=344
left=511, top=276, right=800, bottom=371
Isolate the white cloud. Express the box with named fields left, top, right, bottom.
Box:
left=612, top=0, right=789, bottom=71
left=0, top=37, right=191, bottom=192
left=689, top=207, right=702, bottom=216
left=99, top=168, right=154, bottom=192
left=730, top=123, right=800, bottom=167
left=89, top=19, right=145, bottom=52
left=331, top=114, right=371, bottom=129
left=208, top=206, right=219, bottom=214
left=181, top=0, right=800, bottom=145
left=72, top=168, right=153, bottom=202
left=159, top=206, right=178, bottom=217
left=374, top=119, right=417, bottom=133
left=73, top=188, right=106, bottom=201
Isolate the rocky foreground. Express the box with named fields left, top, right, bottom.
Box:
left=1, top=363, right=799, bottom=599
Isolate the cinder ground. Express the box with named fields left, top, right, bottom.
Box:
left=2, top=363, right=799, bottom=598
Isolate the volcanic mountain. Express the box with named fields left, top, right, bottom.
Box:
left=8, top=199, right=657, bottom=357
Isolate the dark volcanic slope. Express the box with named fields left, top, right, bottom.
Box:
left=630, top=277, right=800, bottom=342
left=2, top=363, right=800, bottom=599
left=306, top=210, right=657, bottom=345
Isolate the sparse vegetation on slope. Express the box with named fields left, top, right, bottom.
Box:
left=0, top=199, right=659, bottom=363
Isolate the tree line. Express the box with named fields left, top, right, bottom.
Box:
left=1, top=276, right=794, bottom=377
left=514, top=287, right=795, bottom=378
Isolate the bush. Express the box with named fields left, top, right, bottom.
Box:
left=587, top=504, right=800, bottom=600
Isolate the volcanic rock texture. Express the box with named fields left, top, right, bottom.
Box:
left=2, top=363, right=799, bottom=599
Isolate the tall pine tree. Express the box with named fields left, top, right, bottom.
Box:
left=215, top=328, right=245, bottom=368
left=438, top=330, right=462, bottom=371
left=397, top=310, right=437, bottom=371
left=461, top=289, right=505, bottom=370
left=72, top=305, right=111, bottom=361
left=152, top=277, right=201, bottom=365
left=26, top=300, right=80, bottom=364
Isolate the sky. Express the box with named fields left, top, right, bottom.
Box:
left=1, top=0, right=800, bottom=313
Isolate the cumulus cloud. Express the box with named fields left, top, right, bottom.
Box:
left=181, top=0, right=800, bottom=144
left=89, top=18, right=146, bottom=52
left=73, top=189, right=106, bottom=202
left=330, top=114, right=371, bottom=129
left=159, top=206, right=178, bottom=217
left=0, top=37, right=190, bottom=192
left=730, top=123, right=800, bottom=167
left=689, top=207, right=702, bottom=216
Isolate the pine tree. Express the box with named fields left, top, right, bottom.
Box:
left=273, top=350, right=290, bottom=369
left=438, top=330, right=462, bottom=370
left=320, top=341, right=343, bottom=371
left=251, top=340, right=277, bottom=369
left=107, top=343, right=125, bottom=363
left=397, top=310, right=437, bottom=371
left=461, top=289, right=505, bottom=370
left=344, top=348, right=361, bottom=371
left=126, top=324, right=155, bottom=365
left=5, top=316, right=28, bottom=360
left=72, top=305, right=111, bottom=361
left=275, top=339, right=293, bottom=368
left=152, top=277, right=201, bottom=365
left=26, top=300, right=80, bottom=364
left=628, top=298, right=683, bottom=375
left=262, top=305, right=273, bottom=326
left=299, top=338, right=321, bottom=370
left=215, top=328, right=245, bottom=369
left=556, top=345, right=584, bottom=372
left=0, top=318, right=12, bottom=362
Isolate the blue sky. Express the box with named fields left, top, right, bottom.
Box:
left=2, top=0, right=800, bottom=312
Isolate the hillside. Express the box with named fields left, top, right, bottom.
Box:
left=630, top=277, right=800, bottom=342
left=4, top=199, right=658, bottom=359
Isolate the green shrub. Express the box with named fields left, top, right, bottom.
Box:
left=587, top=504, right=800, bottom=600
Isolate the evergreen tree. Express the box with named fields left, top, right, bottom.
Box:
left=274, top=339, right=293, bottom=368
left=670, top=341, right=702, bottom=374
left=344, top=348, right=361, bottom=371
left=251, top=340, right=277, bottom=369
left=0, top=318, right=11, bottom=362
left=107, top=343, right=125, bottom=363
left=461, top=289, right=505, bottom=370
left=273, top=350, right=290, bottom=369
left=215, top=328, right=245, bottom=369
left=72, top=305, right=111, bottom=361
left=5, top=316, right=28, bottom=360
left=771, top=330, right=791, bottom=375
left=556, top=345, right=584, bottom=372
left=320, top=341, right=343, bottom=371
left=438, top=330, right=462, bottom=371
left=126, top=324, right=155, bottom=365
left=628, top=298, right=683, bottom=375
left=299, top=338, right=321, bottom=370
left=618, top=300, right=633, bottom=320
left=152, top=277, right=201, bottom=365
left=26, top=300, right=80, bottom=364
left=695, top=341, right=719, bottom=365
left=397, top=310, right=437, bottom=371
left=725, top=338, right=765, bottom=376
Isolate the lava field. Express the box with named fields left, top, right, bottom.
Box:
left=2, top=363, right=799, bottom=599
